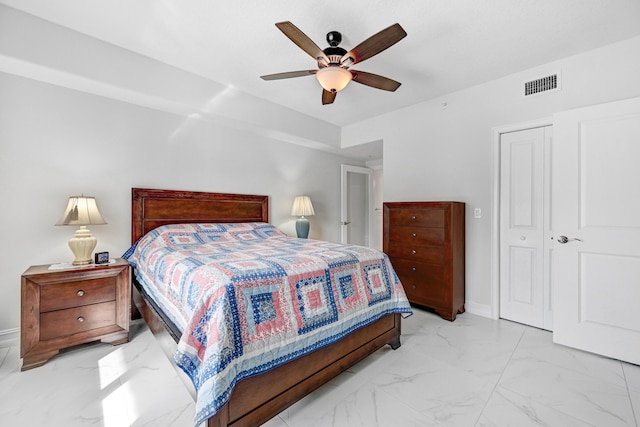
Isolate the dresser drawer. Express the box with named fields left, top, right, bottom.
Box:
left=392, top=259, right=445, bottom=306
left=386, top=241, right=444, bottom=264
left=386, top=226, right=444, bottom=245
left=402, top=279, right=445, bottom=307
left=391, top=258, right=444, bottom=284
left=40, top=277, right=116, bottom=312
left=386, top=208, right=445, bottom=228
left=39, top=301, right=117, bottom=340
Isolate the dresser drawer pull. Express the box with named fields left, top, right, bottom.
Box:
left=412, top=267, right=417, bottom=271
left=412, top=233, right=417, bottom=237
left=76, top=290, right=85, bottom=297
left=77, top=316, right=85, bottom=323
left=412, top=285, right=416, bottom=289
left=411, top=216, right=416, bottom=220
left=412, top=250, right=417, bottom=254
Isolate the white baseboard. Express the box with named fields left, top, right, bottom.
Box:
left=0, top=328, right=19, bottom=348
left=464, top=301, right=495, bottom=320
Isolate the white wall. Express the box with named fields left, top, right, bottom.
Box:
left=344, top=35, right=640, bottom=316
left=0, top=72, right=361, bottom=335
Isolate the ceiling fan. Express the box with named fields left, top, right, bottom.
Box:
left=260, top=21, right=407, bottom=105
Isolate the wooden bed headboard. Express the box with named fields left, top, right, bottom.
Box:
left=131, top=188, right=269, bottom=243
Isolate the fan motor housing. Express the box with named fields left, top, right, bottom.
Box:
left=322, top=46, right=347, bottom=66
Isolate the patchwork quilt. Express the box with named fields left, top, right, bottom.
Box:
left=124, top=222, right=412, bottom=426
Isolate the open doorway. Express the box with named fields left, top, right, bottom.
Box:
left=340, top=164, right=373, bottom=247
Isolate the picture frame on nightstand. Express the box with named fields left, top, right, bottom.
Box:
left=94, top=251, right=110, bottom=264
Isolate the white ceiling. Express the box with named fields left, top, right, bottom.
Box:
left=3, top=0, right=640, bottom=130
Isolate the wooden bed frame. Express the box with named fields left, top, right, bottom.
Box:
left=130, top=188, right=402, bottom=427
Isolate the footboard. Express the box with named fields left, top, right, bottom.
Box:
left=219, top=311, right=401, bottom=426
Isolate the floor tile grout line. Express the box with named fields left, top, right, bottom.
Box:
left=472, top=322, right=528, bottom=426
left=366, top=375, right=433, bottom=420
left=621, top=364, right=639, bottom=427
left=0, top=346, right=10, bottom=370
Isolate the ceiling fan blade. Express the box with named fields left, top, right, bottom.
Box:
left=260, top=70, right=317, bottom=81
left=322, top=89, right=336, bottom=105
left=341, top=23, right=407, bottom=66
left=350, top=70, right=401, bottom=91
left=275, top=21, right=329, bottom=64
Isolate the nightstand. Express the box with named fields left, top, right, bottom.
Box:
left=20, top=258, right=130, bottom=371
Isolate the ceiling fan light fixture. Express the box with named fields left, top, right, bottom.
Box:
left=316, top=66, right=352, bottom=92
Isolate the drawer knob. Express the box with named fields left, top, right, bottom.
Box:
left=412, top=233, right=417, bottom=237
left=412, top=285, right=416, bottom=289
left=76, top=290, right=85, bottom=297
left=77, top=316, right=85, bottom=323
left=412, top=250, right=417, bottom=254
left=412, top=267, right=417, bottom=271
left=411, top=216, right=416, bottom=220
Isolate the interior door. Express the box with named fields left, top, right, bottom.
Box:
left=341, top=165, right=373, bottom=246
left=499, top=126, right=552, bottom=330
left=552, top=97, right=640, bottom=365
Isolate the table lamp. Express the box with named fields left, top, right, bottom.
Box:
left=291, top=196, right=315, bottom=238
left=55, top=195, right=107, bottom=265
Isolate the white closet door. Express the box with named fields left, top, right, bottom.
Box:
left=499, top=126, right=552, bottom=330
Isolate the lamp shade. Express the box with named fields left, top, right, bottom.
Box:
left=316, top=66, right=352, bottom=92
left=291, top=196, right=315, bottom=217
left=56, top=196, right=107, bottom=226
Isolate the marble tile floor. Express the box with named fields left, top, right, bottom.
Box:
left=1, top=309, right=638, bottom=427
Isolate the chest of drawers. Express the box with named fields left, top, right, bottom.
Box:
left=383, top=202, right=465, bottom=321
left=20, top=258, right=130, bottom=370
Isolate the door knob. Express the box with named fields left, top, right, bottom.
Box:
left=558, top=235, right=582, bottom=244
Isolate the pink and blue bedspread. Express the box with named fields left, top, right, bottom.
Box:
left=124, top=222, right=412, bottom=426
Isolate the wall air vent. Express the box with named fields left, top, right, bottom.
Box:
left=524, top=73, right=560, bottom=96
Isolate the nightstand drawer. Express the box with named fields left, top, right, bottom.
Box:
left=40, top=277, right=116, bottom=312
left=40, top=301, right=116, bottom=340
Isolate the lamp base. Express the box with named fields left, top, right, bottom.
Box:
left=68, top=226, right=97, bottom=265
left=295, top=217, right=310, bottom=239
